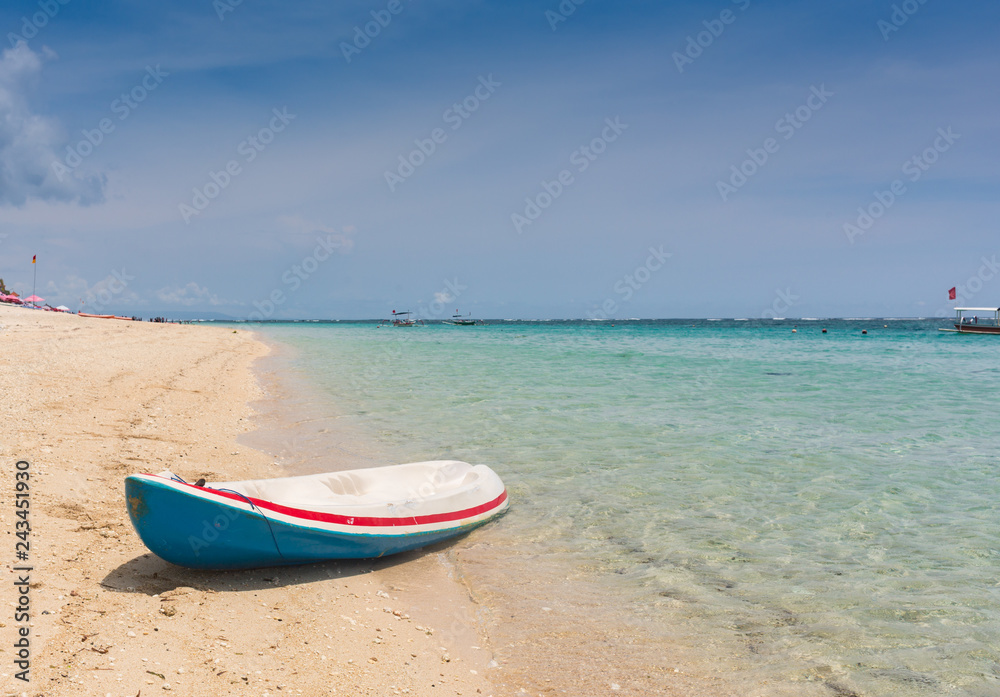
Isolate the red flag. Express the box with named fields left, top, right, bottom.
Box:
left=948, top=287, right=956, bottom=300
left=32, top=255, right=36, bottom=264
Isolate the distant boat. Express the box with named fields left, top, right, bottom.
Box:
left=125, top=461, right=509, bottom=570
left=446, top=310, right=478, bottom=326
left=379, top=310, right=423, bottom=327
left=941, top=307, right=1000, bottom=335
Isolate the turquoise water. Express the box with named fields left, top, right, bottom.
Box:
left=250, top=319, right=1000, bottom=695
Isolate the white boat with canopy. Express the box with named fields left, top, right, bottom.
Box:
left=940, top=307, right=1000, bottom=334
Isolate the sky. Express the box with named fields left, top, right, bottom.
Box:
left=0, top=0, right=997, bottom=320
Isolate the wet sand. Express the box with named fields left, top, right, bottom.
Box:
left=0, top=305, right=497, bottom=696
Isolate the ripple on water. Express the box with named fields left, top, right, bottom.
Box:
left=254, top=320, right=1000, bottom=697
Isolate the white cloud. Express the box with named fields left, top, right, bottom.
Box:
left=44, top=273, right=141, bottom=310
left=155, top=282, right=230, bottom=307
left=45, top=274, right=90, bottom=300
left=0, top=43, right=104, bottom=206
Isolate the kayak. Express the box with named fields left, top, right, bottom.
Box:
left=125, top=460, right=509, bottom=570
left=79, top=312, right=134, bottom=320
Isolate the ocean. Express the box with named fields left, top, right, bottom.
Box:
left=240, top=318, right=1000, bottom=696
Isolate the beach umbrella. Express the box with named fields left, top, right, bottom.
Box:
left=55, top=305, right=71, bottom=312
left=23, top=294, right=44, bottom=306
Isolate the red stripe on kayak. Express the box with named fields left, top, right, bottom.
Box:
left=148, top=475, right=508, bottom=528
left=244, top=489, right=508, bottom=528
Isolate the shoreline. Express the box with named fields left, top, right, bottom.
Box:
left=238, top=331, right=389, bottom=476
left=0, top=306, right=497, bottom=696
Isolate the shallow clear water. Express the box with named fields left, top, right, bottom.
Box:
left=248, top=318, right=1000, bottom=695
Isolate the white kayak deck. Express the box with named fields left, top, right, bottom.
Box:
left=161, top=460, right=505, bottom=518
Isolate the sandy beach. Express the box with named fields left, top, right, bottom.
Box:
left=0, top=305, right=498, bottom=697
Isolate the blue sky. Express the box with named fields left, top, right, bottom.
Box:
left=0, top=0, right=997, bottom=319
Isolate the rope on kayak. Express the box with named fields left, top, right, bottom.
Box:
left=213, top=487, right=285, bottom=561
